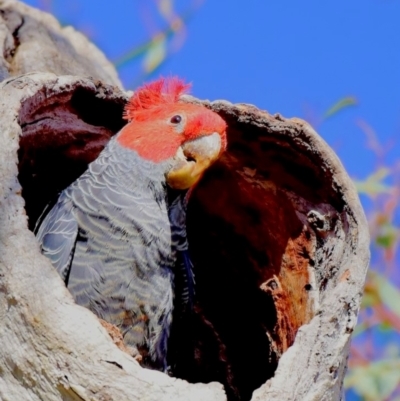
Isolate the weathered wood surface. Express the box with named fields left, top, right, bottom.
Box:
left=0, top=1, right=370, bottom=400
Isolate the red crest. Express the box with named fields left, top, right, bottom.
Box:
left=124, top=77, right=191, bottom=121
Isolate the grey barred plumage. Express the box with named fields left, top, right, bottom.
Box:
left=35, top=76, right=227, bottom=373
left=36, top=137, right=181, bottom=370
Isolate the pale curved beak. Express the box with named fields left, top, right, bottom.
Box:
left=166, top=132, right=222, bottom=190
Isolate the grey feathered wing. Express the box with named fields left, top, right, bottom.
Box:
left=35, top=193, right=78, bottom=283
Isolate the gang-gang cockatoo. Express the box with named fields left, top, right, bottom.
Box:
left=35, top=77, right=227, bottom=371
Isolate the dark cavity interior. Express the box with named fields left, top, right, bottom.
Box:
left=17, top=85, right=338, bottom=401
left=18, top=86, right=126, bottom=230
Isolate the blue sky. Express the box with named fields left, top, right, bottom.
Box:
left=24, top=0, right=400, bottom=183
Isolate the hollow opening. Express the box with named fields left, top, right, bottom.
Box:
left=179, top=154, right=313, bottom=400
left=18, top=85, right=126, bottom=230
left=17, top=88, right=331, bottom=401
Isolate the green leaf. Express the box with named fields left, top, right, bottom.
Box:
left=372, top=271, right=400, bottom=318
left=345, top=359, right=400, bottom=400
left=142, top=36, right=167, bottom=73
left=355, top=181, right=392, bottom=196
left=375, top=223, right=398, bottom=249
left=114, top=2, right=200, bottom=69
left=323, top=96, right=357, bottom=118
left=354, top=167, right=393, bottom=196
left=379, top=321, right=394, bottom=332
left=360, top=290, right=379, bottom=309
left=359, top=277, right=380, bottom=309
left=376, top=234, right=395, bottom=249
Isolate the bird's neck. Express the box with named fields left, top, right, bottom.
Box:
left=84, top=136, right=190, bottom=229
left=94, top=136, right=173, bottom=196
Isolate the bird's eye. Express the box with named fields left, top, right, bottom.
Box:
left=170, top=115, right=182, bottom=124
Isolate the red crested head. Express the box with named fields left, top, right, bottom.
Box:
left=118, top=77, right=227, bottom=164
left=123, top=76, right=191, bottom=122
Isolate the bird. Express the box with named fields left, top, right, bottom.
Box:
left=35, top=77, right=227, bottom=371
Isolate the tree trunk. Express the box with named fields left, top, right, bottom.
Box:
left=0, top=1, right=370, bottom=400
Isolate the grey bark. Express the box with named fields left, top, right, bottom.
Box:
left=0, top=1, right=370, bottom=400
